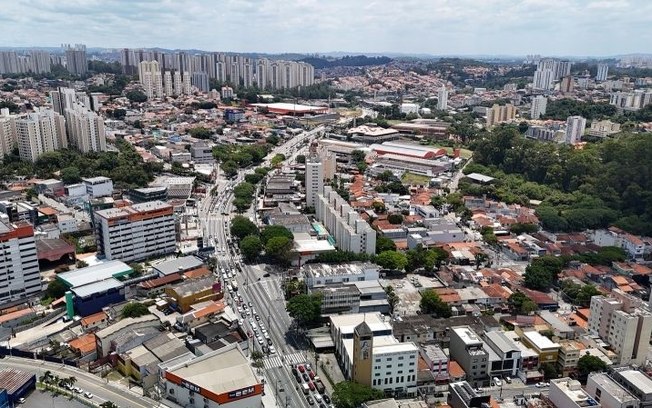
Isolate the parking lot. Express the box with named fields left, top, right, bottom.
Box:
left=22, top=389, right=89, bottom=408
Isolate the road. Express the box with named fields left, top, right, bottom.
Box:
left=198, top=126, right=326, bottom=408
left=0, top=357, right=159, bottom=408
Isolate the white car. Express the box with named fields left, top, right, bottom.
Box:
left=84, top=392, right=93, bottom=399
left=269, top=345, right=276, bottom=354
left=493, top=377, right=502, bottom=387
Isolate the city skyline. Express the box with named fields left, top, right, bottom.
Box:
left=3, top=0, right=652, bottom=56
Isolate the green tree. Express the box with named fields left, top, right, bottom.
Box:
left=240, top=235, right=262, bottom=262
left=385, top=285, right=399, bottom=313
left=230, top=216, right=259, bottom=240
left=296, top=154, right=306, bottom=164
left=387, top=213, right=404, bottom=225
left=100, top=402, right=119, bottom=408
left=265, top=236, right=294, bottom=265
left=122, top=302, right=150, bottom=318
left=260, top=225, right=294, bottom=244
left=271, top=153, right=286, bottom=167
left=60, top=166, right=81, bottom=184
left=510, top=223, right=539, bottom=235
left=420, top=290, right=452, bottom=318
left=577, top=355, right=607, bottom=384
left=45, top=280, right=67, bottom=299
left=523, top=256, right=565, bottom=291
left=332, top=381, right=384, bottom=408
left=286, top=293, right=322, bottom=326
left=126, top=90, right=147, bottom=103
left=188, top=127, right=213, bottom=139
left=375, top=250, right=408, bottom=271
left=508, top=292, right=538, bottom=315
left=541, top=363, right=559, bottom=380
left=244, top=173, right=264, bottom=184
left=376, top=235, right=396, bottom=253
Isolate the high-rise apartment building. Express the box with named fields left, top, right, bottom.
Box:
left=51, top=87, right=78, bottom=115
left=14, top=109, right=67, bottom=162
left=95, top=200, right=176, bottom=262
left=597, top=63, right=609, bottom=81
left=315, top=186, right=376, bottom=255
left=0, top=110, right=16, bottom=157
left=559, top=75, right=574, bottom=93
left=29, top=50, right=51, bottom=74
left=305, top=148, right=324, bottom=209
left=555, top=60, right=572, bottom=80
left=530, top=95, right=548, bottom=119
left=173, top=71, right=182, bottom=96
left=437, top=86, right=449, bottom=110
left=65, top=103, right=106, bottom=153
left=565, top=116, right=586, bottom=144
left=138, top=61, right=164, bottom=99
left=533, top=68, right=555, bottom=90
left=610, top=90, right=652, bottom=112
left=191, top=71, right=209, bottom=93
left=485, top=104, right=516, bottom=127
left=0, top=51, right=19, bottom=74
left=63, top=44, right=87, bottom=75
left=164, top=71, right=173, bottom=96
left=0, top=219, right=41, bottom=304
left=588, top=291, right=652, bottom=366
left=181, top=71, right=191, bottom=95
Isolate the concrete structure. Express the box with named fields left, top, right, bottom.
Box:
left=163, top=344, right=263, bottom=408
left=191, top=71, right=209, bottom=93
left=64, top=103, right=107, bottom=152
left=485, top=104, right=516, bottom=127
left=63, top=44, right=87, bottom=75
left=611, top=368, right=652, bottom=408
left=557, top=340, right=581, bottom=377
left=533, top=68, right=554, bottom=90
left=138, top=60, right=164, bottom=99
left=483, top=330, right=522, bottom=378
left=95, top=200, right=176, bottom=262
left=190, top=142, right=215, bottom=164
left=50, top=86, right=78, bottom=115
left=348, top=125, right=400, bottom=144
left=83, top=176, right=113, bottom=198
left=610, top=90, right=652, bottom=112
left=305, top=152, right=324, bottom=209
left=597, top=64, right=609, bottom=81
left=0, top=220, right=41, bottom=304
left=95, top=314, right=160, bottom=357
left=449, top=326, right=489, bottom=387
left=315, top=186, right=376, bottom=255
left=589, top=120, right=621, bottom=138
left=447, top=381, right=490, bottom=408
left=313, top=280, right=390, bottom=315
left=14, top=109, right=67, bottom=162
left=565, top=115, right=587, bottom=144
left=0, top=111, right=15, bottom=157
left=165, top=277, right=221, bottom=313
left=549, top=378, right=599, bottom=408
left=304, top=262, right=379, bottom=288
left=586, top=373, right=639, bottom=408
left=520, top=331, right=560, bottom=366
left=437, top=86, right=449, bottom=110
left=588, top=294, right=652, bottom=366
left=530, top=95, right=547, bottom=119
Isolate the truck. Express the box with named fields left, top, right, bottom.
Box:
left=301, top=383, right=310, bottom=395
left=314, top=377, right=326, bottom=394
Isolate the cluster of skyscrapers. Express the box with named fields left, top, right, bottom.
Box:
left=0, top=87, right=106, bottom=162
left=532, top=59, right=572, bottom=91
left=138, top=60, right=193, bottom=99
left=0, top=44, right=87, bottom=76
left=121, top=48, right=315, bottom=92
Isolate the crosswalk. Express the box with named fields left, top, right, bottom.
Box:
left=259, top=278, right=284, bottom=300
left=262, top=352, right=306, bottom=369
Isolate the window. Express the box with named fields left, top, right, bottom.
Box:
left=169, top=389, right=174, bottom=395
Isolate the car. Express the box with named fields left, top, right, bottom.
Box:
left=306, top=363, right=312, bottom=371
left=269, top=345, right=276, bottom=354
left=544, top=382, right=550, bottom=387
left=309, top=371, right=315, bottom=379
left=307, top=396, right=315, bottom=405
left=323, top=395, right=331, bottom=404
left=308, top=381, right=315, bottom=391
left=302, top=373, right=310, bottom=382
left=535, top=382, right=544, bottom=388
left=248, top=302, right=253, bottom=307
left=297, top=364, right=305, bottom=373
left=291, top=367, right=298, bottom=376
left=493, top=377, right=502, bottom=387
left=295, top=375, right=302, bottom=384
left=73, top=387, right=82, bottom=394
left=255, top=314, right=261, bottom=321
left=319, top=404, right=327, bottom=408
left=314, top=394, right=322, bottom=403
left=267, top=338, right=273, bottom=346
left=238, top=319, right=244, bottom=326
left=84, top=392, right=93, bottom=399
left=17, top=398, right=26, bottom=404
left=505, top=376, right=512, bottom=384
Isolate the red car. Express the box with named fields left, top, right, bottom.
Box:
left=297, top=364, right=305, bottom=373
left=308, top=381, right=315, bottom=391
left=309, top=371, right=315, bottom=379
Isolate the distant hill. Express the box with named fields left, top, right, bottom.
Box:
left=300, top=55, right=392, bottom=69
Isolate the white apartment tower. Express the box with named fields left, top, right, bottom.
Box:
left=305, top=147, right=324, bottom=209
left=0, top=110, right=16, bottom=157
left=588, top=292, right=652, bottom=366
left=15, top=109, right=67, bottom=162
left=437, top=86, right=449, bottom=111
left=565, top=116, right=586, bottom=144
left=182, top=71, right=192, bottom=95
left=29, top=50, right=51, bottom=74
left=486, top=104, right=516, bottom=127
left=173, top=71, right=182, bottom=96
left=51, top=87, right=78, bottom=115
left=164, top=71, right=173, bottom=96
left=65, top=103, right=106, bottom=153
left=597, top=63, right=609, bottom=81
left=533, top=68, right=555, bottom=90
left=95, top=200, right=177, bottom=262
left=138, top=60, right=163, bottom=99
left=530, top=95, right=548, bottom=119
left=0, top=220, right=42, bottom=303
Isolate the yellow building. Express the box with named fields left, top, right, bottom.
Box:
left=557, top=340, right=581, bottom=376
left=521, top=331, right=560, bottom=366
left=165, top=277, right=222, bottom=313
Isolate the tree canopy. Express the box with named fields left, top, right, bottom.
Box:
left=375, top=250, right=408, bottom=271
left=286, top=293, right=322, bottom=326
left=126, top=90, right=147, bottom=103
left=508, top=292, right=538, bottom=315
left=240, top=235, right=262, bottom=262
left=523, top=255, right=566, bottom=292
left=577, top=355, right=607, bottom=384
left=420, top=290, right=452, bottom=318
left=331, top=381, right=385, bottom=408
left=188, top=126, right=213, bottom=139
left=230, top=216, right=259, bottom=240
left=122, top=302, right=150, bottom=318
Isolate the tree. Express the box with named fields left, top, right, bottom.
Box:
left=265, top=236, right=294, bottom=265
left=420, top=290, right=452, bottom=318
left=230, top=216, right=259, bottom=240
left=244, top=173, right=264, bottom=184
left=100, top=402, right=119, bottom=408
left=387, top=213, right=404, bottom=225
left=260, top=225, right=294, bottom=245
left=508, top=292, right=538, bottom=315
left=332, top=381, right=384, bottom=408
left=126, top=90, right=147, bottom=103
left=523, top=256, right=565, bottom=292
left=188, top=127, right=213, bottom=139
left=577, top=355, right=607, bottom=384
left=376, top=236, right=396, bottom=253
left=60, top=166, right=81, bottom=184
left=286, top=293, right=322, bottom=326
left=510, top=223, right=539, bottom=235
left=296, top=154, right=306, bottom=164
left=271, top=153, right=285, bottom=167
left=76, top=260, right=88, bottom=269
left=541, top=363, right=559, bottom=381
left=385, top=285, right=399, bottom=313
left=45, top=280, right=67, bottom=299
left=122, top=302, right=150, bottom=318
left=375, top=250, right=408, bottom=271
left=240, top=235, right=262, bottom=262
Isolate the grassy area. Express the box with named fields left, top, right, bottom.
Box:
left=441, top=146, right=473, bottom=159
left=401, top=172, right=432, bottom=185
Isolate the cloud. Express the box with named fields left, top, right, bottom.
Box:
left=3, top=0, right=650, bottom=55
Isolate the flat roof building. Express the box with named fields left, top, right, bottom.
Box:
left=304, top=262, right=379, bottom=288
left=586, top=373, right=639, bottom=408
left=549, top=378, right=600, bottom=408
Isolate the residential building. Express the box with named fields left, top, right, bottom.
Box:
left=589, top=120, right=621, bottom=138
left=597, top=64, right=609, bottom=81
left=138, top=60, right=164, bottom=99
left=50, top=86, right=78, bottom=114
left=530, top=95, right=547, bottom=119
left=181, top=71, right=191, bottom=95
left=560, top=75, right=575, bottom=93
left=447, top=382, right=490, bottom=408
left=191, top=71, right=209, bottom=93
left=164, top=71, right=173, bottom=96
left=315, top=186, right=376, bottom=255
left=0, top=220, right=41, bottom=304
left=29, top=50, right=51, bottom=74
left=94, top=314, right=160, bottom=357
left=533, top=68, right=554, bottom=90
left=65, top=103, right=106, bottom=152
left=520, top=331, right=560, bottom=366
left=610, top=90, right=652, bottom=112
left=190, top=142, right=215, bottom=164
left=525, top=125, right=562, bottom=142
left=163, top=344, right=263, bottom=408
left=611, top=368, right=652, bottom=408
left=437, top=86, right=449, bottom=110
left=565, top=116, right=586, bottom=144
left=0, top=51, right=20, bottom=74
left=14, top=109, right=67, bottom=162
left=221, top=86, right=234, bottom=99
left=0, top=112, right=15, bottom=157
left=449, top=326, right=489, bottom=387
left=305, top=150, right=324, bottom=209
left=586, top=373, right=639, bottom=408
left=557, top=340, right=581, bottom=377
left=549, top=378, right=599, bottom=408
left=588, top=293, right=652, bottom=366
left=63, top=44, right=87, bottom=75
left=485, top=104, right=516, bottom=127
left=83, top=176, right=113, bottom=198
left=95, top=200, right=176, bottom=262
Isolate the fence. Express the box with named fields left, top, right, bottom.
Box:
left=0, top=346, right=78, bottom=367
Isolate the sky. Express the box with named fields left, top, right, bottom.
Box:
left=3, top=0, right=652, bottom=56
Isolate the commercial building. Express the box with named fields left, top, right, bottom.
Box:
left=129, top=186, right=168, bottom=203
left=530, top=95, right=548, bottom=119
left=482, top=330, right=522, bottom=378
left=95, top=314, right=160, bottom=357
left=315, top=186, right=376, bottom=255
left=589, top=120, right=621, bottom=138
left=14, top=109, right=67, bottom=162
left=63, top=44, right=87, bottom=75
left=549, top=378, right=599, bottom=408
left=520, top=331, right=560, bottom=366
left=597, top=63, right=609, bottom=81
left=83, top=176, right=113, bottom=198
left=557, top=340, right=581, bottom=377
left=565, top=116, right=587, bottom=144
left=95, top=200, right=176, bottom=262
left=588, top=293, right=652, bottom=366
left=0, top=369, right=36, bottom=404
left=0, top=220, right=41, bottom=304
left=390, top=120, right=450, bottom=139
left=586, top=373, right=639, bottom=408
left=313, top=280, right=390, bottom=315
left=190, top=142, right=215, bottom=164
left=163, top=344, right=263, bottom=408
left=485, top=104, right=516, bottom=127
left=447, top=381, right=490, bottom=408
left=165, top=276, right=222, bottom=313
left=348, top=125, right=400, bottom=144
left=449, top=326, right=489, bottom=387
left=370, top=142, right=447, bottom=160
left=611, top=368, right=652, bottom=408
left=304, top=262, right=379, bottom=288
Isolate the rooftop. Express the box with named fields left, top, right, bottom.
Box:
left=522, top=331, right=561, bottom=351
left=452, top=326, right=483, bottom=346
left=587, top=373, right=637, bottom=404
left=551, top=378, right=598, bottom=407
left=304, top=262, right=377, bottom=278
left=95, top=314, right=159, bottom=340
left=330, top=312, right=392, bottom=335
left=0, top=369, right=35, bottom=394
left=57, top=260, right=132, bottom=288
left=615, top=368, right=652, bottom=393
left=154, top=256, right=204, bottom=276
